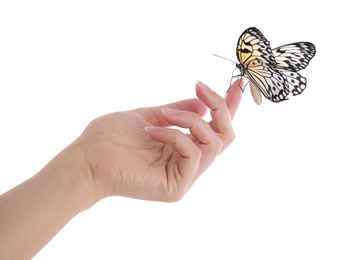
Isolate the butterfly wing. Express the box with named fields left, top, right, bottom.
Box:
left=246, top=59, right=290, bottom=103
left=236, top=27, right=277, bottom=68
left=282, top=71, right=307, bottom=96
left=273, top=42, right=315, bottom=96
left=272, top=42, right=316, bottom=71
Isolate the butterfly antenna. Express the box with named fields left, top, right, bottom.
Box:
left=212, top=54, right=237, bottom=64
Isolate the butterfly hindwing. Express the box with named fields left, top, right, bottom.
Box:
left=282, top=71, right=307, bottom=96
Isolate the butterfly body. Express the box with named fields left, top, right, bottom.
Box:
left=235, top=27, right=316, bottom=104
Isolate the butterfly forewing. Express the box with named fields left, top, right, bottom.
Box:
left=272, top=42, right=316, bottom=71
left=237, top=27, right=277, bottom=68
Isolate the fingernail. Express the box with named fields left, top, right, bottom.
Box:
left=161, top=108, right=181, bottom=116
left=196, top=80, right=211, bottom=93
left=237, top=77, right=244, bottom=90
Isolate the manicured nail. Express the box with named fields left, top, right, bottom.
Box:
left=196, top=80, right=211, bottom=93
left=161, top=108, right=181, bottom=116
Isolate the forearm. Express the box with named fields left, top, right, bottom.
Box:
left=0, top=142, right=98, bottom=259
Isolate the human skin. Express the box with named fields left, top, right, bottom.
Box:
left=0, top=79, right=243, bottom=259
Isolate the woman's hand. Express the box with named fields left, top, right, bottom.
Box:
left=0, top=79, right=242, bottom=259
left=79, top=79, right=243, bottom=202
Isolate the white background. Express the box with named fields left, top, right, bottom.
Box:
left=0, top=1, right=341, bottom=259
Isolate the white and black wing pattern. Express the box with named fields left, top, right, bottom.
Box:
left=236, top=27, right=277, bottom=68
left=272, top=42, right=316, bottom=71
left=236, top=27, right=288, bottom=103
left=234, top=27, right=315, bottom=104
left=281, top=71, right=307, bottom=96
left=272, top=42, right=316, bottom=96
left=245, top=59, right=290, bottom=103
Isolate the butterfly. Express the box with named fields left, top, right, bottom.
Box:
left=235, top=27, right=316, bottom=104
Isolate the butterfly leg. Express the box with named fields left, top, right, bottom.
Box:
left=228, top=75, right=245, bottom=93
left=241, top=79, right=249, bottom=92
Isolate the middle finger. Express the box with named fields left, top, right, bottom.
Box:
left=161, top=108, right=222, bottom=151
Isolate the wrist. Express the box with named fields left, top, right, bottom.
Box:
left=48, top=141, right=103, bottom=212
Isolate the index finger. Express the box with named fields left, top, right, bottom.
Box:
left=225, top=77, right=243, bottom=121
